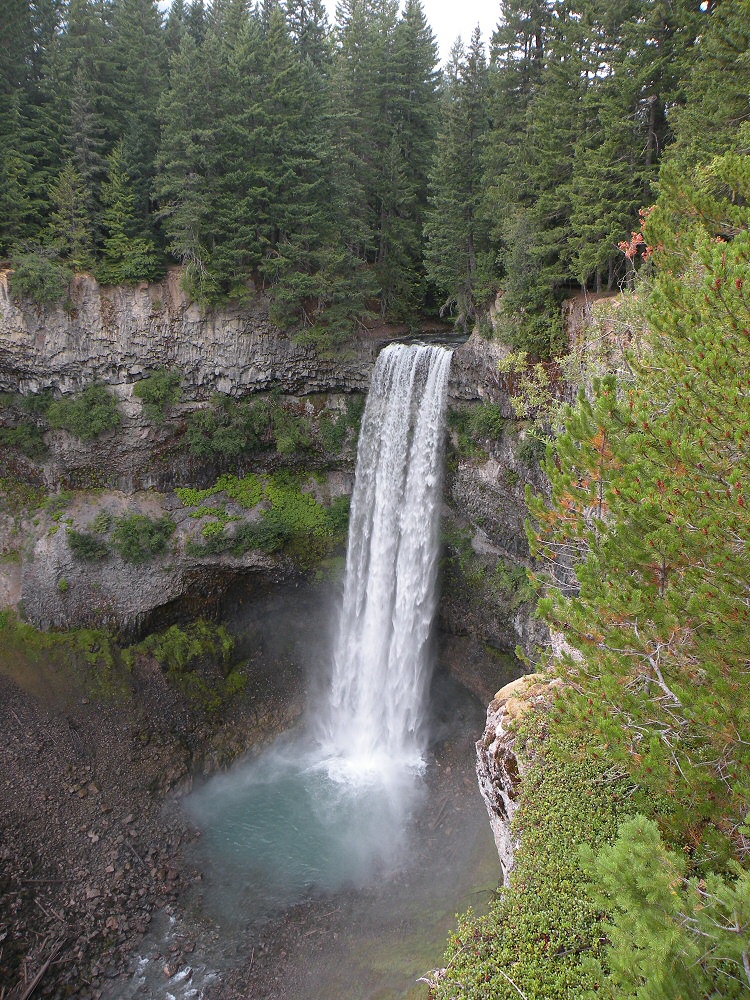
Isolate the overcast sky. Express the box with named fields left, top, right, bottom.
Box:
left=322, top=0, right=500, bottom=64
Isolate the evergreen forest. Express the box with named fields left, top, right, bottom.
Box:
left=2, top=0, right=747, bottom=353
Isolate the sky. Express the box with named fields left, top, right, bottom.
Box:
left=322, top=0, right=501, bottom=64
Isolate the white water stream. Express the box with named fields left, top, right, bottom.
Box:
left=322, top=343, right=452, bottom=778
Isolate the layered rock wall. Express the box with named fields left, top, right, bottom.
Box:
left=0, top=269, right=378, bottom=398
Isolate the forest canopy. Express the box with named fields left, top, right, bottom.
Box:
left=3, top=0, right=746, bottom=352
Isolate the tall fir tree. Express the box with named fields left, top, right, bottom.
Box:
left=98, top=140, right=161, bottom=283
left=424, top=31, right=491, bottom=332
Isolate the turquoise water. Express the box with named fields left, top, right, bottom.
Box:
left=183, top=736, right=424, bottom=921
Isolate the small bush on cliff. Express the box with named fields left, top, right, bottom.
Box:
left=134, top=369, right=182, bottom=423
left=67, top=528, right=109, bottom=560
left=0, top=423, right=47, bottom=459
left=471, top=402, right=507, bottom=441
left=124, top=621, right=244, bottom=711
left=47, top=385, right=121, bottom=440
left=272, top=405, right=313, bottom=456
left=112, top=513, right=175, bottom=563
left=186, top=396, right=271, bottom=458
left=10, top=251, right=72, bottom=305
left=182, top=473, right=349, bottom=568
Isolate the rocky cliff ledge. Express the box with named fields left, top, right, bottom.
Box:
left=0, top=268, right=379, bottom=398
left=476, top=673, right=563, bottom=877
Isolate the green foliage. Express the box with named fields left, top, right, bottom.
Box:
left=111, top=513, right=175, bottom=563
left=10, top=251, right=72, bottom=305
left=0, top=422, right=47, bottom=459
left=434, top=723, right=631, bottom=1000
left=91, top=509, right=112, bottom=533
left=185, top=397, right=271, bottom=459
left=470, top=402, right=506, bottom=441
left=272, top=405, right=313, bottom=456
left=47, top=384, right=121, bottom=440
left=67, top=528, right=108, bottom=560
left=182, top=472, right=349, bottom=568
left=488, top=558, right=535, bottom=610
left=516, top=434, right=546, bottom=468
left=97, top=140, right=162, bottom=285
left=319, top=410, right=349, bottom=453
left=133, top=368, right=181, bottom=423
left=124, top=620, right=242, bottom=712
left=424, top=31, right=491, bottom=332
left=57, top=577, right=69, bottom=593
left=448, top=402, right=506, bottom=458
left=582, top=816, right=750, bottom=999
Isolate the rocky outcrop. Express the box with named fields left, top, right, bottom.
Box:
left=0, top=269, right=379, bottom=398
left=476, top=673, right=562, bottom=877
left=9, top=470, right=352, bottom=637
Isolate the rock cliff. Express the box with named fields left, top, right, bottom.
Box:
left=475, top=673, right=562, bottom=877
left=0, top=268, right=378, bottom=398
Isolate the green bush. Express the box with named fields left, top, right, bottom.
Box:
left=517, top=434, right=547, bottom=467
left=184, top=473, right=349, bottom=567
left=272, top=405, right=313, bottom=455
left=185, top=396, right=271, bottom=458
left=10, top=251, right=72, bottom=305
left=320, top=411, right=349, bottom=453
left=112, top=513, right=175, bottom=563
left=47, top=385, right=121, bottom=440
left=91, top=509, right=112, bottom=533
left=124, top=621, right=240, bottom=712
left=134, top=368, right=181, bottom=423
left=434, top=720, right=633, bottom=1000
left=489, top=558, right=536, bottom=609
left=470, top=402, right=507, bottom=440
left=319, top=395, right=365, bottom=454
left=0, top=423, right=47, bottom=459
left=67, top=528, right=109, bottom=560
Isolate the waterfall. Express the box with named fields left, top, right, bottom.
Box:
left=323, top=343, right=452, bottom=778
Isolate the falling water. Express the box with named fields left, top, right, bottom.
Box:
left=323, top=342, right=453, bottom=778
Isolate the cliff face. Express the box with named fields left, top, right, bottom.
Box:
left=475, top=674, right=562, bottom=878
left=0, top=268, right=378, bottom=398
left=0, top=274, right=543, bottom=666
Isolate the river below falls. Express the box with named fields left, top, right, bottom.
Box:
left=104, top=580, right=503, bottom=1000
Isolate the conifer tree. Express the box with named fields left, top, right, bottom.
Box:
left=47, top=161, right=95, bottom=269
left=528, top=133, right=750, bottom=856
left=98, top=140, right=161, bottom=283
left=109, top=0, right=168, bottom=232
left=424, top=31, right=491, bottom=332
left=155, top=31, right=219, bottom=298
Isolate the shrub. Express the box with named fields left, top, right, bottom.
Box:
left=272, top=405, right=313, bottom=455
left=91, top=509, right=112, bottom=533
left=0, top=423, right=47, bottom=459
left=185, top=396, right=271, bottom=458
left=434, top=721, right=632, bottom=1000
left=112, top=513, right=175, bottom=563
left=319, top=411, right=349, bottom=453
left=134, top=369, right=181, bottom=423
left=124, top=621, right=239, bottom=712
left=67, top=528, right=109, bottom=560
left=47, top=385, right=121, bottom=440
left=470, top=402, right=507, bottom=440
left=517, top=434, right=547, bottom=467
left=10, top=251, right=72, bottom=305
left=184, top=474, right=349, bottom=567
